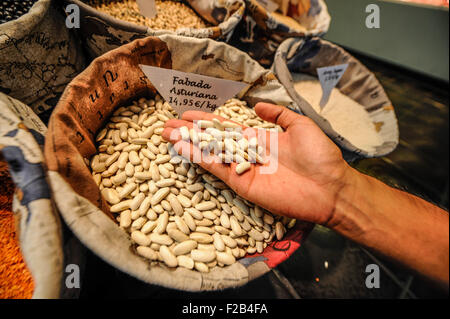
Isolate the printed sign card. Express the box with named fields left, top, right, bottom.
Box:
left=140, top=65, right=248, bottom=116
left=317, top=64, right=348, bottom=108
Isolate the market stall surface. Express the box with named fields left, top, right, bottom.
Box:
left=76, top=52, right=448, bottom=299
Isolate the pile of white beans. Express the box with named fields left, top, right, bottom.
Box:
left=89, top=95, right=296, bottom=272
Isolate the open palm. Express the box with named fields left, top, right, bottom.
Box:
left=162, top=102, right=351, bottom=226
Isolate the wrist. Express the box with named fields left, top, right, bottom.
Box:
left=325, top=165, right=374, bottom=241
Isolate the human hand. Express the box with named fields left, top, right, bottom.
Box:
left=162, top=102, right=353, bottom=226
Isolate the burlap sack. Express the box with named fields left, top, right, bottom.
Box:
left=0, top=0, right=86, bottom=124
left=64, top=0, right=245, bottom=58
left=44, top=34, right=312, bottom=291
left=0, top=93, right=63, bottom=298
left=272, top=37, right=399, bottom=158
left=229, top=0, right=330, bottom=66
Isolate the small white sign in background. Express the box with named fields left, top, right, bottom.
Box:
left=317, top=63, right=348, bottom=108
left=136, top=0, right=157, bottom=19
left=140, top=65, right=248, bottom=116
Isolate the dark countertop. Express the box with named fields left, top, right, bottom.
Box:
left=77, top=50, right=448, bottom=299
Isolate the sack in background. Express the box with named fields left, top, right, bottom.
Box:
left=0, top=0, right=86, bottom=124
left=272, top=37, right=399, bottom=160
left=229, top=0, right=330, bottom=67
left=63, top=0, right=245, bottom=58
left=44, top=34, right=312, bottom=291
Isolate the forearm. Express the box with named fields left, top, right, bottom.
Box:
left=329, top=166, right=449, bottom=288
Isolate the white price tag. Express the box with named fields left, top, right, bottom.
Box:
left=139, top=65, right=248, bottom=116
left=317, top=63, right=348, bottom=108
left=256, top=0, right=279, bottom=12
left=136, top=0, right=157, bottom=19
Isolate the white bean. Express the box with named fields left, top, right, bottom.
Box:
left=173, top=240, right=197, bottom=256
left=90, top=96, right=286, bottom=272
left=160, top=245, right=177, bottom=267
left=131, top=231, right=150, bottom=246
left=191, top=249, right=216, bottom=263
left=235, top=161, right=251, bottom=175
left=177, top=255, right=194, bottom=269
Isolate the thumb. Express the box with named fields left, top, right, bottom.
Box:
left=254, top=102, right=300, bottom=130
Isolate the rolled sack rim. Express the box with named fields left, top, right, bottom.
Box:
left=64, top=0, right=245, bottom=37
left=273, top=37, right=399, bottom=158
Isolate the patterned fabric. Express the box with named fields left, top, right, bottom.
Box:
left=0, top=0, right=86, bottom=124
left=0, top=92, right=63, bottom=298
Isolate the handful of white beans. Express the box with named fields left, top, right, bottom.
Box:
left=176, top=118, right=266, bottom=175
left=89, top=95, right=296, bottom=272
